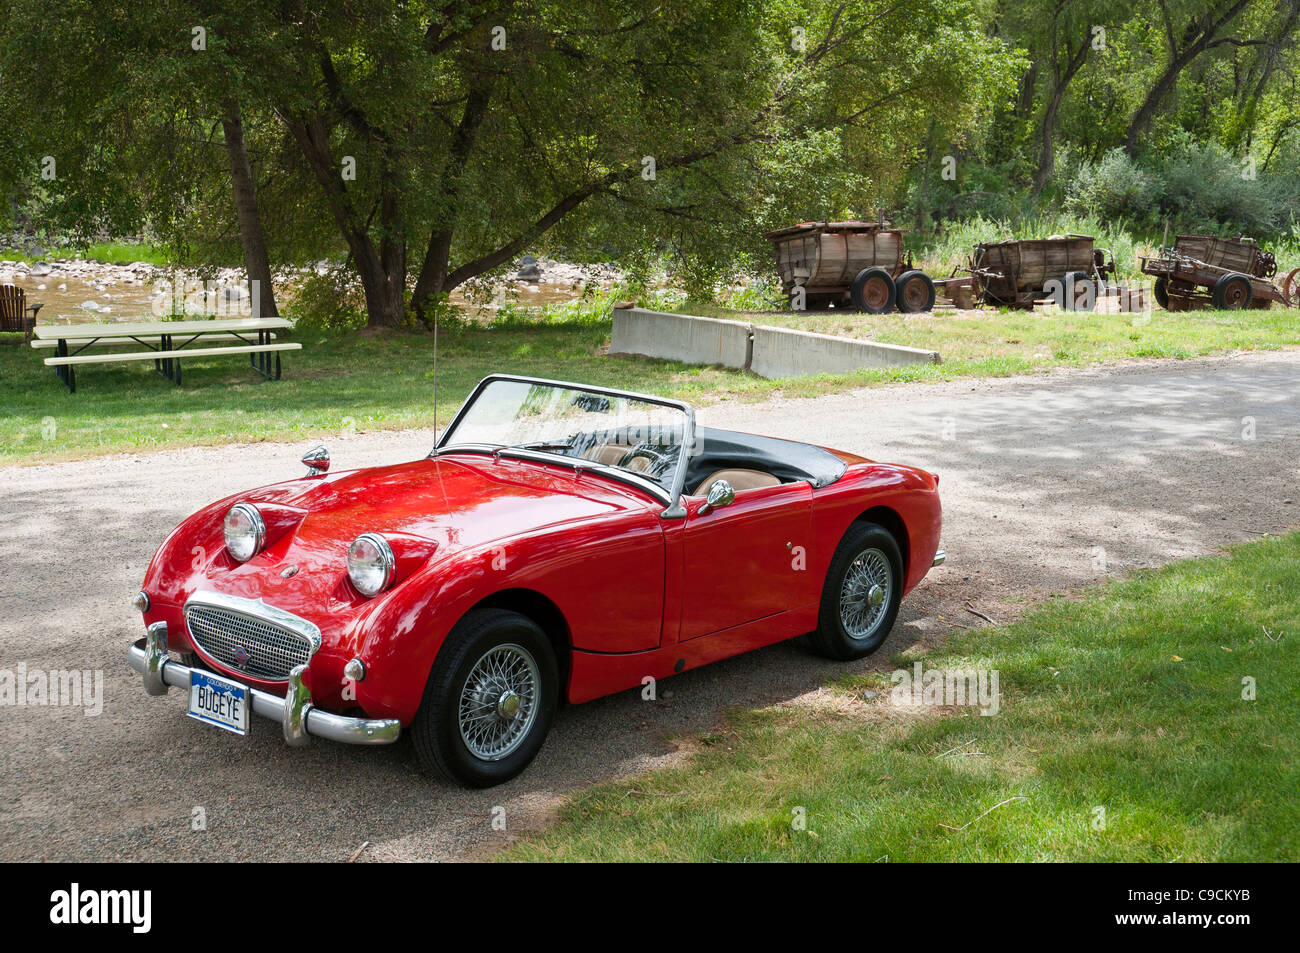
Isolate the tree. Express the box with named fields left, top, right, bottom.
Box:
left=1123, top=0, right=1255, bottom=152
left=2, top=0, right=1019, bottom=327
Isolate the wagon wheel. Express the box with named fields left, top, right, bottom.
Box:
left=894, top=270, right=936, bottom=313
left=1153, top=276, right=1170, bottom=310
left=849, top=267, right=897, bottom=314
left=1212, top=272, right=1253, bottom=310
left=1064, top=271, right=1094, bottom=312
left=1283, top=268, right=1300, bottom=308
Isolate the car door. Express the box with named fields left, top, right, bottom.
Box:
left=678, top=480, right=814, bottom=640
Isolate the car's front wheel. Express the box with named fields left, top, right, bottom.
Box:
left=411, top=609, right=558, bottom=788
left=809, top=522, right=903, bottom=660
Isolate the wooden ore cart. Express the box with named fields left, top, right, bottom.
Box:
left=1139, top=234, right=1300, bottom=310
left=969, top=234, right=1116, bottom=309
left=765, top=219, right=936, bottom=313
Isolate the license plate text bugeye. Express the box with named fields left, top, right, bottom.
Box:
left=187, top=669, right=249, bottom=736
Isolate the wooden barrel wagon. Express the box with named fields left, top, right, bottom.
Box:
left=1139, top=234, right=1299, bottom=311
left=765, top=220, right=936, bottom=313
left=969, top=234, right=1116, bottom=309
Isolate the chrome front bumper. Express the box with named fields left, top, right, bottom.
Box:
left=127, top=622, right=401, bottom=746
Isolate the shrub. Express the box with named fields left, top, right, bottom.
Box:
left=1065, top=148, right=1160, bottom=223
left=286, top=266, right=367, bottom=333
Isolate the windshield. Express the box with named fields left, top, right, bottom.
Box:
left=436, top=377, right=692, bottom=495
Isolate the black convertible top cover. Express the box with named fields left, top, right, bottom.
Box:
left=686, top=427, right=847, bottom=491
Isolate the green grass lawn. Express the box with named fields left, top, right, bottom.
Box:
left=0, top=318, right=814, bottom=465
left=682, top=300, right=1300, bottom=367
left=4, top=298, right=1298, bottom=464
left=502, top=533, right=1300, bottom=861
left=0, top=241, right=176, bottom=266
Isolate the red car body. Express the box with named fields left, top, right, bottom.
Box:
left=130, top=375, right=942, bottom=783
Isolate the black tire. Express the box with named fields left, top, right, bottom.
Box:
left=809, top=522, right=904, bottom=661
left=850, top=267, right=897, bottom=314
left=1212, top=272, right=1253, bottom=310
left=1153, top=276, right=1170, bottom=310
left=895, top=270, right=936, bottom=313
left=410, top=608, right=558, bottom=788
left=1064, top=271, right=1093, bottom=311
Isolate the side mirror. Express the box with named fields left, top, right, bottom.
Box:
left=699, top=479, right=735, bottom=516
left=302, top=445, right=330, bottom=476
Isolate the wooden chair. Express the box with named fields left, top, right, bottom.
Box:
left=0, top=284, right=42, bottom=341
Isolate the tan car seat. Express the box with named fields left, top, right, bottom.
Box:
left=692, top=468, right=780, bottom=496
left=583, top=444, right=629, bottom=466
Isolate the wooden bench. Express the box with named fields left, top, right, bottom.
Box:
left=45, top=342, right=301, bottom=388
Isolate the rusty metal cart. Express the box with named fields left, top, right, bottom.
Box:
left=765, top=219, right=936, bottom=313
left=969, top=234, right=1117, bottom=310
left=1140, top=234, right=1300, bottom=310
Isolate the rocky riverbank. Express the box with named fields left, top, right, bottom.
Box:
left=1, top=253, right=626, bottom=324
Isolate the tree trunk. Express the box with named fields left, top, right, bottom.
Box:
left=1123, top=0, right=1252, bottom=153
left=221, top=100, right=279, bottom=318
left=279, top=109, right=406, bottom=328
left=1033, top=41, right=1088, bottom=192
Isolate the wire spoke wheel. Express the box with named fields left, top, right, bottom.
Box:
left=838, top=547, right=893, bottom=641
left=458, top=643, right=540, bottom=761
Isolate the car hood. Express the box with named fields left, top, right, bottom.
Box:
left=187, top=453, right=651, bottom=611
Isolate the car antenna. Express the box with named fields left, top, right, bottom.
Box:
left=430, top=300, right=453, bottom=519
left=432, top=302, right=438, bottom=441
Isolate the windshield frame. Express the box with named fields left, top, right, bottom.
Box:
left=431, top=374, right=696, bottom=518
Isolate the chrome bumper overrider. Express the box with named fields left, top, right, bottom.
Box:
left=932, top=550, right=947, bottom=567
left=127, top=622, right=401, bottom=746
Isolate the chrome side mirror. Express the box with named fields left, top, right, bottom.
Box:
left=302, top=445, right=330, bottom=476
left=699, top=479, right=735, bottom=515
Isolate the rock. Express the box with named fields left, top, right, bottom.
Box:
left=31, top=262, right=52, bottom=276
left=79, top=300, right=100, bottom=310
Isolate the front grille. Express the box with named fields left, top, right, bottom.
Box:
left=184, top=598, right=318, bottom=682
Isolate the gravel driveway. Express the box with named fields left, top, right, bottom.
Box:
left=3, top=350, right=1298, bottom=861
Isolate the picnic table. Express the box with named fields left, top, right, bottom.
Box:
left=32, top=317, right=300, bottom=393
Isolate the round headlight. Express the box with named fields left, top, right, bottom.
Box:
left=223, top=503, right=266, bottom=563
left=348, top=533, right=395, bottom=597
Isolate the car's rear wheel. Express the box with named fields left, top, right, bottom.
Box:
left=809, top=522, right=903, bottom=660
left=411, top=608, right=558, bottom=788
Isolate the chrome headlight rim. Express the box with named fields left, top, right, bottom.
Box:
left=223, top=502, right=267, bottom=563
left=347, top=532, right=396, bottom=598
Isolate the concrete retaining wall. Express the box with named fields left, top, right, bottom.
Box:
left=610, top=306, right=940, bottom=378
left=749, top=325, right=940, bottom=378
left=609, top=307, right=751, bottom=369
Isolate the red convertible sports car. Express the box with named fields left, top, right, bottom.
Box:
left=128, top=375, right=944, bottom=786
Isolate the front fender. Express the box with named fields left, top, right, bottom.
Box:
left=353, top=509, right=667, bottom=724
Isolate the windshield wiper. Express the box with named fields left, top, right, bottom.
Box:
left=515, top=441, right=572, bottom=452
